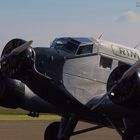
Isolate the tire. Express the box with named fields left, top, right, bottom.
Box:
left=44, top=122, right=60, bottom=140
left=122, top=127, right=140, bottom=140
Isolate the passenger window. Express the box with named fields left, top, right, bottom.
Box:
left=99, top=56, right=113, bottom=69
left=77, top=45, right=93, bottom=55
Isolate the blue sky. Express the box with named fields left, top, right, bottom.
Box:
left=0, top=0, right=140, bottom=50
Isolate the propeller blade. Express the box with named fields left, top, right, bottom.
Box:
left=8, top=40, right=33, bottom=56
left=91, top=84, right=117, bottom=110
left=119, top=59, right=140, bottom=81
left=0, top=40, right=33, bottom=63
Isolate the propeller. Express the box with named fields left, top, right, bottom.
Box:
left=91, top=59, right=140, bottom=110
left=0, top=40, right=33, bottom=63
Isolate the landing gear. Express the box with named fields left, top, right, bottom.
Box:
left=122, top=127, right=140, bottom=140
left=44, top=122, right=61, bottom=140
left=44, top=117, right=105, bottom=140
left=44, top=114, right=77, bottom=140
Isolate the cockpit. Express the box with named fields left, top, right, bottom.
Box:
left=51, top=37, right=96, bottom=55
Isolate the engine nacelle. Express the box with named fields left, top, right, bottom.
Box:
left=0, top=77, right=56, bottom=113
left=107, top=64, right=140, bottom=106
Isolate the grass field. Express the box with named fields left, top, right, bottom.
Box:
left=0, top=107, right=31, bottom=115
left=0, top=114, right=60, bottom=121
left=0, top=107, right=60, bottom=121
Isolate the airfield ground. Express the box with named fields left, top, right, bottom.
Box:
left=0, top=108, right=121, bottom=140
left=0, top=115, right=121, bottom=140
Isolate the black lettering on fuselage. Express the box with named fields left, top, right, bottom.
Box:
left=130, top=51, right=140, bottom=59
left=126, top=50, right=130, bottom=57
left=119, top=47, right=140, bottom=60
left=119, top=48, right=126, bottom=55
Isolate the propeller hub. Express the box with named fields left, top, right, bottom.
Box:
left=107, top=64, right=140, bottom=106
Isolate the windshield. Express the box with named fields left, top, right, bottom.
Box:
left=51, top=37, right=95, bottom=55
left=51, top=38, right=79, bottom=54
left=76, top=44, right=93, bottom=55
left=62, top=41, right=78, bottom=54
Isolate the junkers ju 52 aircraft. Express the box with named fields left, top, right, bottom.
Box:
left=0, top=37, right=140, bottom=140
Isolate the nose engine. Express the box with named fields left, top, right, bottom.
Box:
left=1, top=38, right=35, bottom=79
left=0, top=39, right=55, bottom=113
left=107, top=64, right=140, bottom=107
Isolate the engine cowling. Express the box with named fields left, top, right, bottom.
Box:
left=107, top=64, right=140, bottom=106
left=1, top=38, right=35, bottom=80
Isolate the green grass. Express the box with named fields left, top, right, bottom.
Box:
left=0, top=107, right=28, bottom=115
left=0, top=114, right=60, bottom=121
left=0, top=107, right=60, bottom=121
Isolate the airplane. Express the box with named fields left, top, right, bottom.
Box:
left=0, top=37, right=140, bottom=140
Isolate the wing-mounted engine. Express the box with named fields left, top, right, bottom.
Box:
left=107, top=64, right=140, bottom=107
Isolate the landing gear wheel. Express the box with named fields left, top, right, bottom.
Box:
left=122, top=127, right=140, bottom=140
left=44, top=122, right=69, bottom=140
left=44, top=122, right=60, bottom=140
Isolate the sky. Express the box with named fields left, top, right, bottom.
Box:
left=0, top=0, right=140, bottom=51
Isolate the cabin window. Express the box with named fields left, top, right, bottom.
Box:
left=76, top=45, right=93, bottom=55
left=99, top=56, right=113, bottom=69
left=118, top=61, right=127, bottom=66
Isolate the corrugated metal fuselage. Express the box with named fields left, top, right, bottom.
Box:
left=34, top=46, right=140, bottom=126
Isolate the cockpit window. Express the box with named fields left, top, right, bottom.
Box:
left=51, top=37, right=94, bottom=55
left=63, top=41, right=78, bottom=54
left=55, top=39, right=67, bottom=49
left=51, top=38, right=79, bottom=54
left=76, top=44, right=93, bottom=55
left=55, top=40, right=64, bottom=48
